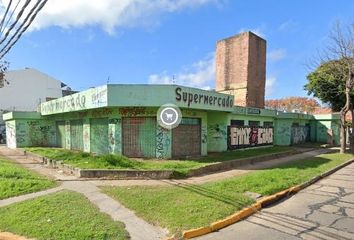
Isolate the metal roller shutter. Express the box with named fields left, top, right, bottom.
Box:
left=70, top=120, right=83, bottom=150
left=56, top=121, right=66, bottom=148
left=172, top=118, right=201, bottom=158
left=122, top=117, right=156, bottom=158
left=90, top=118, right=109, bottom=155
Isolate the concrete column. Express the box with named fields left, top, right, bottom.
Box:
left=108, top=118, right=122, bottom=155
left=65, top=120, right=71, bottom=149
left=83, top=118, right=90, bottom=152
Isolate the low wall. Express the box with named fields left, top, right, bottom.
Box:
left=187, top=150, right=298, bottom=177
left=23, top=150, right=173, bottom=179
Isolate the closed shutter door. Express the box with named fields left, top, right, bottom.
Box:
left=90, top=118, right=109, bottom=155
left=70, top=120, right=83, bottom=150
left=172, top=118, right=201, bottom=158
left=56, top=121, right=66, bottom=148
left=122, top=117, right=156, bottom=158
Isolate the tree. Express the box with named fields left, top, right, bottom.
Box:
left=0, top=60, right=9, bottom=88
left=305, top=59, right=352, bottom=112
left=305, top=22, right=354, bottom=153
left=265, top=97, right=320, bottom=113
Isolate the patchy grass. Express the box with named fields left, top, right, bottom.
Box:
left=0, top=190, right=129, bottom=240
left=0, top=158, right=56, bottom=200
left=102, top=152, right=354, bottom=234
left=26, top=146, right=292, bottom=177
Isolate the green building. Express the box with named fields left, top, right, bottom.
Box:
left=3, top=32, right=340, bottom=158
left=3, top=84, right=340, bottom=159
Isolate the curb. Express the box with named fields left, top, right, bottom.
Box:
left=178, top=157, right=354, bottom=239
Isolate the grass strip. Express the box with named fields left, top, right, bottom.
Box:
left=102, top=152, right=354, bottom=234
left=0, top=190, right=129, bottom=240
left=0, top=157, right=56, bottom=200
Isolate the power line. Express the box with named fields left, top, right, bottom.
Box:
left=0, top=0, right=42, bottom=56
left=0, top=0, right=30, bottom=46
left=0, top=0, right=48, bottom=60
left=1, top=0, right=21, bottom=37
left=0, top=0, right=13, bottom=34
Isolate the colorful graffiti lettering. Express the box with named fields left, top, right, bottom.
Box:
left=228, top=126, right=273, bottom=149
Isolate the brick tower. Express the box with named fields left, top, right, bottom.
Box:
left=215, top=31, right=266, bottom=108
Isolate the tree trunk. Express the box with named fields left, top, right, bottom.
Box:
left=340, top=112, right=346, bottom=154
left=340, top=86, right=351, bottom=153
left=350, top=109, right=354, bottom=152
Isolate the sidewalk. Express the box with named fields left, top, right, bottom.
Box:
left=0, top=146, right=168, bottom=240
left=196, top=162, right=354, bottom=240
left=0, top=146, right=336, bottom=240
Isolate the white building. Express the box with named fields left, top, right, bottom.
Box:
left=0, top=68, right=67, bottom=142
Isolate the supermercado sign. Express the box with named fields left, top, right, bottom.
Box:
left=41, top=86, right=108, bottom=115
left=175, top=87, right=234, bottom=109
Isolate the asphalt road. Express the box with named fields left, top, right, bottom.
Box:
left=196, top=162, right=354, bottom=240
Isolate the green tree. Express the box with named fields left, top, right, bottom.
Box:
left=305, top=59, right=351, bottom=112
left=305, top=22, right=354, bottom=153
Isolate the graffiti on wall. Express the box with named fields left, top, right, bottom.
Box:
left=209, top=124, right=227, bottom=139
left=92, top=108, right=113, bottom=118
left=156, top=126, right=171, bottom=159
left=27, top=121, right=56, bottom=147
left=65, top=121, right=71, bottom=149
left=6, top=121, right=16, bottom=148
left=201, top=126, right=207, bottom=144
left=119, top=107, right=154, bottom=117
left=108, top=118, right=122, bottom=154
left=291, top=126, right=310, bottom=145
left=228, top=126, right=273, bottom=149
left=91, top=88, right=108, bottom=106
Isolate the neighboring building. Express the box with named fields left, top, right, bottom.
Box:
left=3, top=32, right=341, bottom=158
left=0, top=68, right=63, bottom=115
left=0, top=68, right=72, bottom=143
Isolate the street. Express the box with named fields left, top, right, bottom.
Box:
left=197, top=162, right=354, bottom=240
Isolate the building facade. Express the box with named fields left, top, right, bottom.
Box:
left=3, top=32, right=340, bottom=157
left=3, top=84, right=340, bottom=159
left=0, top=68, right=66, bottom=143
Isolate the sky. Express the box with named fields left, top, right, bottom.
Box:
left=1, top=0, right=354, bottom=100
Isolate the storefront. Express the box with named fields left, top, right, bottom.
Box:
left=3, top=84, right=341, bottom=159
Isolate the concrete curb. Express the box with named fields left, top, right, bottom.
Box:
left=178, top=157, right=354, bottom=239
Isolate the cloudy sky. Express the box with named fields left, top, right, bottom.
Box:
left=1, top=0, right=353, bottom=99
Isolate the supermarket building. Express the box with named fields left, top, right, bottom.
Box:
left=3, top=32, right=340, bottom=159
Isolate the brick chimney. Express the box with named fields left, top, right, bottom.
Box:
left=215, top=31, right=266, bottom=108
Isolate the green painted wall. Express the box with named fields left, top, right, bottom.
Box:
left=7, top=119, right=57, bottom=148
left=3, top=102, right=341, bottom=159
left=274, top=119, right=292, bottom=146
left=207, top=112, right=229, bottom=152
